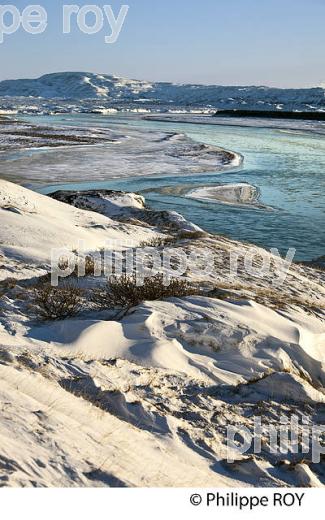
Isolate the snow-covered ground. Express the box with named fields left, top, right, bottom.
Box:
left=0, top=180, right=324, bottom=487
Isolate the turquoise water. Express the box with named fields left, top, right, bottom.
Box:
left=21, top=114, right=325, bottom=260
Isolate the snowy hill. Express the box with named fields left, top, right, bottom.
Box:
left=0, top=72, right=153, bottom=100
left=0, top=71, right=325, bottom=111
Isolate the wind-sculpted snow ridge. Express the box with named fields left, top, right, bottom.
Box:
left=0, top=181, right=324, bottom=488
left=0, top=72, right=325, bottom=112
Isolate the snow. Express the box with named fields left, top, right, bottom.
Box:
left=0, top=72, right=325, bottom=112
left=0, top=180, right=155, bottom=278
left=0, top=72, right=153, bottom=101
left=49, top=190, right=146, bottom=217
left=186, top=183, right=265, bottom=207
left=160, top=210, right=204, bottom=232
left=0, top=363, right=237, bottom=487
left=0, top=180, right=325, bottom=487
left=24, top=297, right=324, bottom=387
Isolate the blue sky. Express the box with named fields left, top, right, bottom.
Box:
left=0, top=0, right=324, bottom=87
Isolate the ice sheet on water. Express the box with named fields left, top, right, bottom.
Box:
left=0, top=117, right=241, bottom=184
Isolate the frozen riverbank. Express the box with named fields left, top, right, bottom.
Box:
left=1, top=112, right=324, bottom=260
left=0, top=116, right=242, bottom=185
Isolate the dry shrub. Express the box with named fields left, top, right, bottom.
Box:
left=177, top=230, right=207, bottom=240
left=59, top=254, right=100, bottom=277
left=32, top=283, right=84, bottom=320
left=92, top=273, right=197, bottom=310
left=0, top=277, right=17, bottom=294
left=215, top=281, right=324, bottom=312
left=139, top=236, right=177, bottom=248
left=78, top=255, right=100, bottom=276
left=84, top=255, right=98, bottom=275
left=140, top=231, right=207, bottom=247
left=0, top=278, right=17, bottom=309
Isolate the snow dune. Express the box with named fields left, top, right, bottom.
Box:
left=0, top=180, right=324, bottom=487
left=27, top=297, right=325, bottom=389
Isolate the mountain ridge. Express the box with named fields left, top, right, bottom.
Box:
left=0, top=71, right=324, bottom=110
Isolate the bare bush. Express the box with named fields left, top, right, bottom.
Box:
left=0, top=279, right=17, bottom=312
left=139, top=236, right=177, bottom=248
left=177, top=230, right=207, bottom=240
left=84, top=255, right=98, bottom=276
left=58, top=254, right=99, bottom=277
left=92, top=273, right=198, bottom=310
left=32, top=283, right=84, bottom=320
left=0, top=277, right=17, bottom=294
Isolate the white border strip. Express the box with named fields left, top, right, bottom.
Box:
left=0, top=488, right=320, bottom=520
